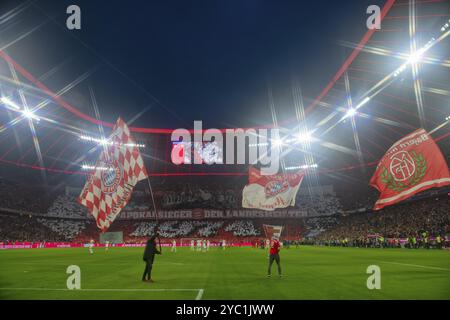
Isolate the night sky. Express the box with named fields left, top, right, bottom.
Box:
left=3, top=0, right=386, bottom=129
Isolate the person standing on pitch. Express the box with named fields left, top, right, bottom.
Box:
left=202, top=239, right=207, bottom=252
left=89, top=239, right=95, bottom=255
left=267, top=236, right=282, bottom=278
left=171, top=239, right=177, bottom=252
left=142, top=235, right=161, bottom=282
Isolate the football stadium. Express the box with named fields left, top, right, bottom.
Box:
left=0, top=0, right=449, bottom=305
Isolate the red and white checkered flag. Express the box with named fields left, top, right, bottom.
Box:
left=78, top=118, right=148, bottom=231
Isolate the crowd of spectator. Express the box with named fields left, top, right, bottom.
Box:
left=0, top=179, right=53, bottom=213
left=129, top=221, right=158, bottom=237
left=129, top=220, right=226, bottom=238
left=296, top=194, right=342, bottom=216
left=308, top=197, right=449, bottom=248
left=46, top=195, right=87, bottom=219
left=0, top=213, right=65, bottom=243
left=37, top=218, right=87, bottom=240
left=197, top=221, right=224, bottom=237
left=1, top=174, right=448, bottom=249
left=303, top=216, right=339, bottom=238
left=225, top=220, right=260, bottom=237
left=161, top=186, right=238, bottom=209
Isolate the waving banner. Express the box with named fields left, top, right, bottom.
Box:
left=78, top=118, right=148, bottom=231
left=263, top=224, right=283, bottom=239
left=242, top=167, right=304, bottom=211
left=370, top=128, right=450, bottom=210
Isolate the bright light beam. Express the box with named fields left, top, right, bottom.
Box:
left=1, top=96, right=20, bottom=110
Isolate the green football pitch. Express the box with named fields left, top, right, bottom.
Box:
left=0, top=246, right=448, bottom=300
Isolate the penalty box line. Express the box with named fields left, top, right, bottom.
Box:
left=0, top=288, right=204, bottom=300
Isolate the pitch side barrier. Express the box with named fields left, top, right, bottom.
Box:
left=0, top=241, right=254, bottom=250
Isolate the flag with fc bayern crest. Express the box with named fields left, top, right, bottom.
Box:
left=78, top=118, right=148, bottom=231
left=370, top=128, right=450, bottom=210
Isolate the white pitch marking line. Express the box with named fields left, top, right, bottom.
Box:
left=379, top=261, right=450, bottom=271
left=195, top=289, right=204, bottom=300
left=0, top=288, right=205, bottom=299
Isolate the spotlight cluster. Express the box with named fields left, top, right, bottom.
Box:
left=440, top=19, right=450, bottom=32
left=81, top=164, right=112, bottom=171
left=285, top=163, right=318, bottom=171
left=1, top=96, right=40, bottom=121
left=79, top=135, right=145, bottom=148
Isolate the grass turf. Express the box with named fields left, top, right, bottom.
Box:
left=0, top=246, right=448, bottom=300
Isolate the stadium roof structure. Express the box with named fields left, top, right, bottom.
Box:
left=0, top=0, right=449, bottom=189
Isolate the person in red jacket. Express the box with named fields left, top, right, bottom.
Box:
left=267, top=236, right=282, bottom=277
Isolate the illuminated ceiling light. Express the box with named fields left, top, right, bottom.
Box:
left=446, top=116, right=450, bottom=121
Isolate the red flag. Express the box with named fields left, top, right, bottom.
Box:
left=263, top=224, right=283, bottom=239
left=78, top=118, right=148, bottom=231
left=242, top=167, right=304, bottom=211
left=370, top=128, right=450, bottom=210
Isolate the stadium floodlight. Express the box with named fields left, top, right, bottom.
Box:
left=1, top=96, right=21, bottom=110
left=441, top=23, right=449, bottom=32
left=446, top=116, right=450, bottom=121
left=272, top=138, right=284, bottom=147
left=249, top=142, right=269, bottom=147
left=285, top=163, right=318, bottom=171
left=345, top=108, right=357, bottom=118
left=79, top=135, right=145, bottom=148
left=125, top=143, right=146, bottom=148
left=295, top=131, right=313, bottom=144
left=80, top=135, right=111, bottom=145
left=22, top=109, right=40, bottom=122
left=407, top=49, right=424, bottom=65
left=355, top=96, right=370, bottom=110
left=100, top=138, right=112, bottom=146
left=81, top=164, right=111, bottom=171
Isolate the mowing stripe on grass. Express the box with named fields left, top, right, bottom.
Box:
left=0, top=288, right=204, bottom=300
left=379, top=261, right=450, bottom=271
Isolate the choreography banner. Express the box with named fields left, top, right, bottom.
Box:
left=242, top=167, right=304, bottom=211
left=370, top=128, right=450, bottom=210
left=78, top=118, right=148, bottom=231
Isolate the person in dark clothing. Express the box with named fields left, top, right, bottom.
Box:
left=142, top=235, right=161, bottom=282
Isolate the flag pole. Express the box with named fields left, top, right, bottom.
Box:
left=146, top=177, right=159, bottom=223
left=146, top=176, right=162, bottom=252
